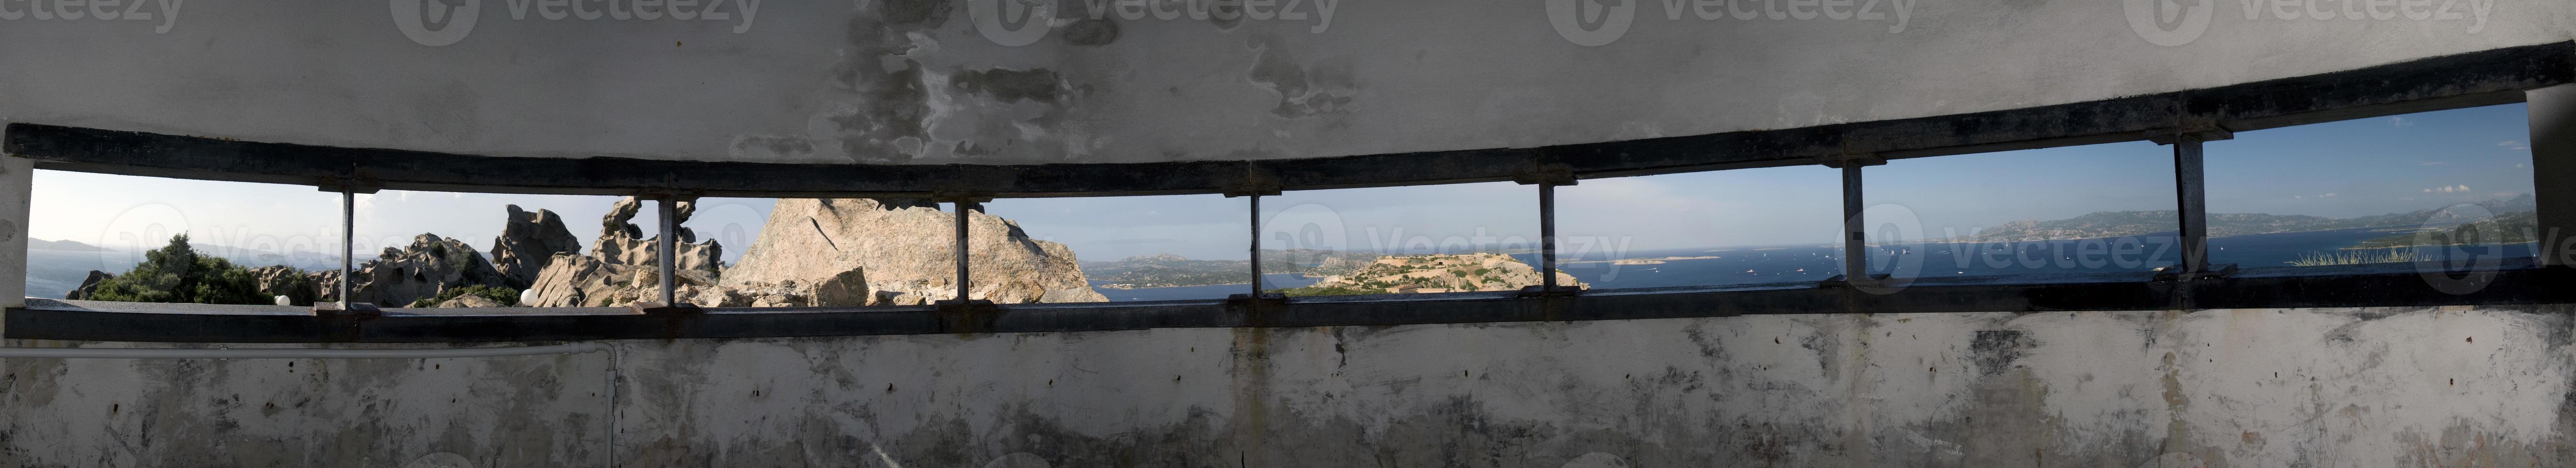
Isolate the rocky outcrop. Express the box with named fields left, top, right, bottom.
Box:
left=314, top=234, right=511, bottom=307
left=520, top=252, right=833, bottom=308
left=64, top=270, right=112, bottom=300
left=1290, top=253, right=1584, bottom=294
left=520, top=197, right=1102, bottom=308
left=249, top=265, right=316, bottom=306
left=435, top=294, right=507, bottom=308
left=590, top=197, right=721, bottom=272
left=722, top=198, right=1104, bottom=305
left=490, top=205, right=582, bottom=287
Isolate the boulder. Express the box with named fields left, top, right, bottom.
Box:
left=521, top=251, right=866, bottom=308
left=312, top=234, right=512, bottom=307
left=721, top=198, right=1105, bottom=304
left=490, top=205, right=582, bottom=287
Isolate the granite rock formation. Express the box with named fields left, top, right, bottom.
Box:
left=63, top=270, right=112, bottom=300
left=490, top=205, right=583, bottom=287
left=722, top=198, right=1105, bottom=305
left=590, top=197, right=721, bottom=272
left=522, top=197, right=1103, bottom=307
left=314, top=234, right=511, bottom=307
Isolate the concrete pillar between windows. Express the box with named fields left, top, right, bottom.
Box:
left=0, top=153, right=31, bottom=339
left=2528, top=85, right=2576, bottom=267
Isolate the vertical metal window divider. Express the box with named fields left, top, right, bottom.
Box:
left=1224, top=175, right=1283, bottom=307
left=654, top=195, right=682, bottom=306
left=933, top=191, right=995, bottom=319
left=1822, top=154, right=1884, bottom=287
left=339, top=190, right=352, bottom=310
left=2152, top=123, right=2235, bottom=283
left=316, top=181, right=379, bottom=315
left=1514, top=164, right=1577, bottom=298
left=1540, top=183, right=1558, bottom=291
left=1247, top=193, right=1262, bottom=299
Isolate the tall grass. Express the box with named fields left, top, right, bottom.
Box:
left=2286, top=249, right=2414, bottom=267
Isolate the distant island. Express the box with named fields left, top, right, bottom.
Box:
left=1081, top=249, right=1383, bottom=288
left=1953, top=194, right=2534, bottom=244
left=1269, top=253, right=1582, bottom=297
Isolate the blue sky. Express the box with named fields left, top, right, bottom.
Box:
left=27, top=104, right=2536, bottom=264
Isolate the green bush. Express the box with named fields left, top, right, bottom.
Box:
left=85, top=234, right=278, bottom=305
left=410, top=284, right=522, bottom=308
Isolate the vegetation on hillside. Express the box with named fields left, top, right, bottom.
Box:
left=82, top=234, right=287, bottom=305
left=1268, top=253, right=1559, bottom=297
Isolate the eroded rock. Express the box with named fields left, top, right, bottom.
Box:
left=312, top=234, right=510, bottom=307
left=490, top=204, right=582, bottom=287
left=722, top=198, right=1104, bottom=304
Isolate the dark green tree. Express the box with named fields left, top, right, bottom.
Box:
left=85, top=234, right=279, bottom=305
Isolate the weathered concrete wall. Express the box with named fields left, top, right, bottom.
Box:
left=3, top=306, right=2572, bottom=467
left=1, top=0, right=2569, bottom=165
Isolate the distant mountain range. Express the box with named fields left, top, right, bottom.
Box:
left=27, top=239, right=112, bottom=252
left=2352, top=209, right=2538, bottom=248
left=1957, top=194, right=2535, bottom=243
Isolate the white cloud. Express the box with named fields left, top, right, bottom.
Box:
left=2320, top=193, right=2337, bottom=198
left=2389, top=117, right=2413, bottom=127
left=2425, top=185, right=2472, bottom=193
left=2499, top=140, right=2531, bottom=150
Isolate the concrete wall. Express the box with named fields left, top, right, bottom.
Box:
left=0, top=0, right=2569, bottom=165
left=1, top=305, right=2569, bottom=467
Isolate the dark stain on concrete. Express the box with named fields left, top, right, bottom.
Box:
left=1970, top=330, right=2034, bottom=376
left=951, top=68, right=1064, bottom=104
left=881, top=0, right=952, bottom=26
left=824, top=16, right=938, bottom=163
left=1061, top=19, right=1119, bottom=46
left=1245, top=36, right=1354, bottom=119
left=731, top=136, right=816, bottom=160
